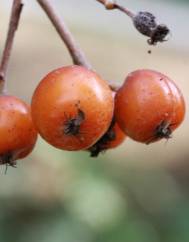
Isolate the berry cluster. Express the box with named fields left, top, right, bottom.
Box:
left=0, top=1, right=185, bottom=167
left=31, top=66, right=184, bottom=156
left=0, top=65, right=185, bottom=166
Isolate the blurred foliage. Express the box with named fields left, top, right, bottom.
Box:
left=0, top=138, right=188, bottom=242
left=170, top=0, right=189, bottom=3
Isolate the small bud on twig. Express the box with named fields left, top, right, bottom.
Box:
left=96, top=1, right=170, bottom=46
left=104, top=0, right=115, bottom=10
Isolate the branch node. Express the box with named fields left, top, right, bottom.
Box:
left=104, top=0, right=116, bottom=10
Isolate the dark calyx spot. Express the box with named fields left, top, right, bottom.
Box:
left=88, top=119, right=116, bottom=157
left=148, top=25, right=170, bottom=45
left=146, top=120, right=172, bottom=144
left=133, top=11, right=170, bottom=45
left=0, top=152, right=17, bottom=172
left=155, top=120, right=172, bottom=139
left=64, top=109, right=85, bottom=136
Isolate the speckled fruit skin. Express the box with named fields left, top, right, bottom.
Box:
left=31, top=65, right=114, bottom=150
left=115, top=69, right=185, bottom=143
left=0, top=95, right=38, bottom=162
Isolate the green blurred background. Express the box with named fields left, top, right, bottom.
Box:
left=0, top=1, right=189, bottom=242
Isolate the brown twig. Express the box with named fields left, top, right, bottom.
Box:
left=96, top=0, right=170, bottom=46
left=37, top=0, right=92, bottom=69
left=36, top=0, right=118, bottom=91
left=96, top=0, right=135, bottom=18
left=0, top=0, right=23, bottom=93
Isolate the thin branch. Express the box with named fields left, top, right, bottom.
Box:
left=36, top=0, right=118, bottom=91
left=0, top=0, right=23, bottom=93
left=37, top=0, right=92, bottom=69
left=95, top=0, right=170, bottom=46
left=96, top=0, right=135, bottom=18
left=114, top=4, right=135, bottom=18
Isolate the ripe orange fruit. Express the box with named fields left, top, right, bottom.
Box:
left=115, top=69, right=185, bottom=143
left=31, top=65, right=114, bottom=150
left=0, top=95, right=37, bottom=167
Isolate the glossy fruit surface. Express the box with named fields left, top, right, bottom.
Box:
left=88, top=120, right=126, bottom=157
left=115, top=69, right=185, bottom=143
left=0, top=95, right=38, bottom=166
left=31, top=65, right=114, bottom=150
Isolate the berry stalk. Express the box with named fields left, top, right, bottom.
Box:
left=36, top=0, right=118, bottom=91
left=37, top=0, right=92, bottom=70
left=95, top=0, right=170, bottom=45
left=0, top=0, right=23, bottom=93
left=96, top=0, right=135, bottom=18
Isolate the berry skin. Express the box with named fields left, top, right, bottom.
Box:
left=0, top=95, right=38, bottom=167
left=88, top=119, right=126, bottom=157
left=31, top=65, right=114, bottom=151
left=115, top=69, right=185, bottom=143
